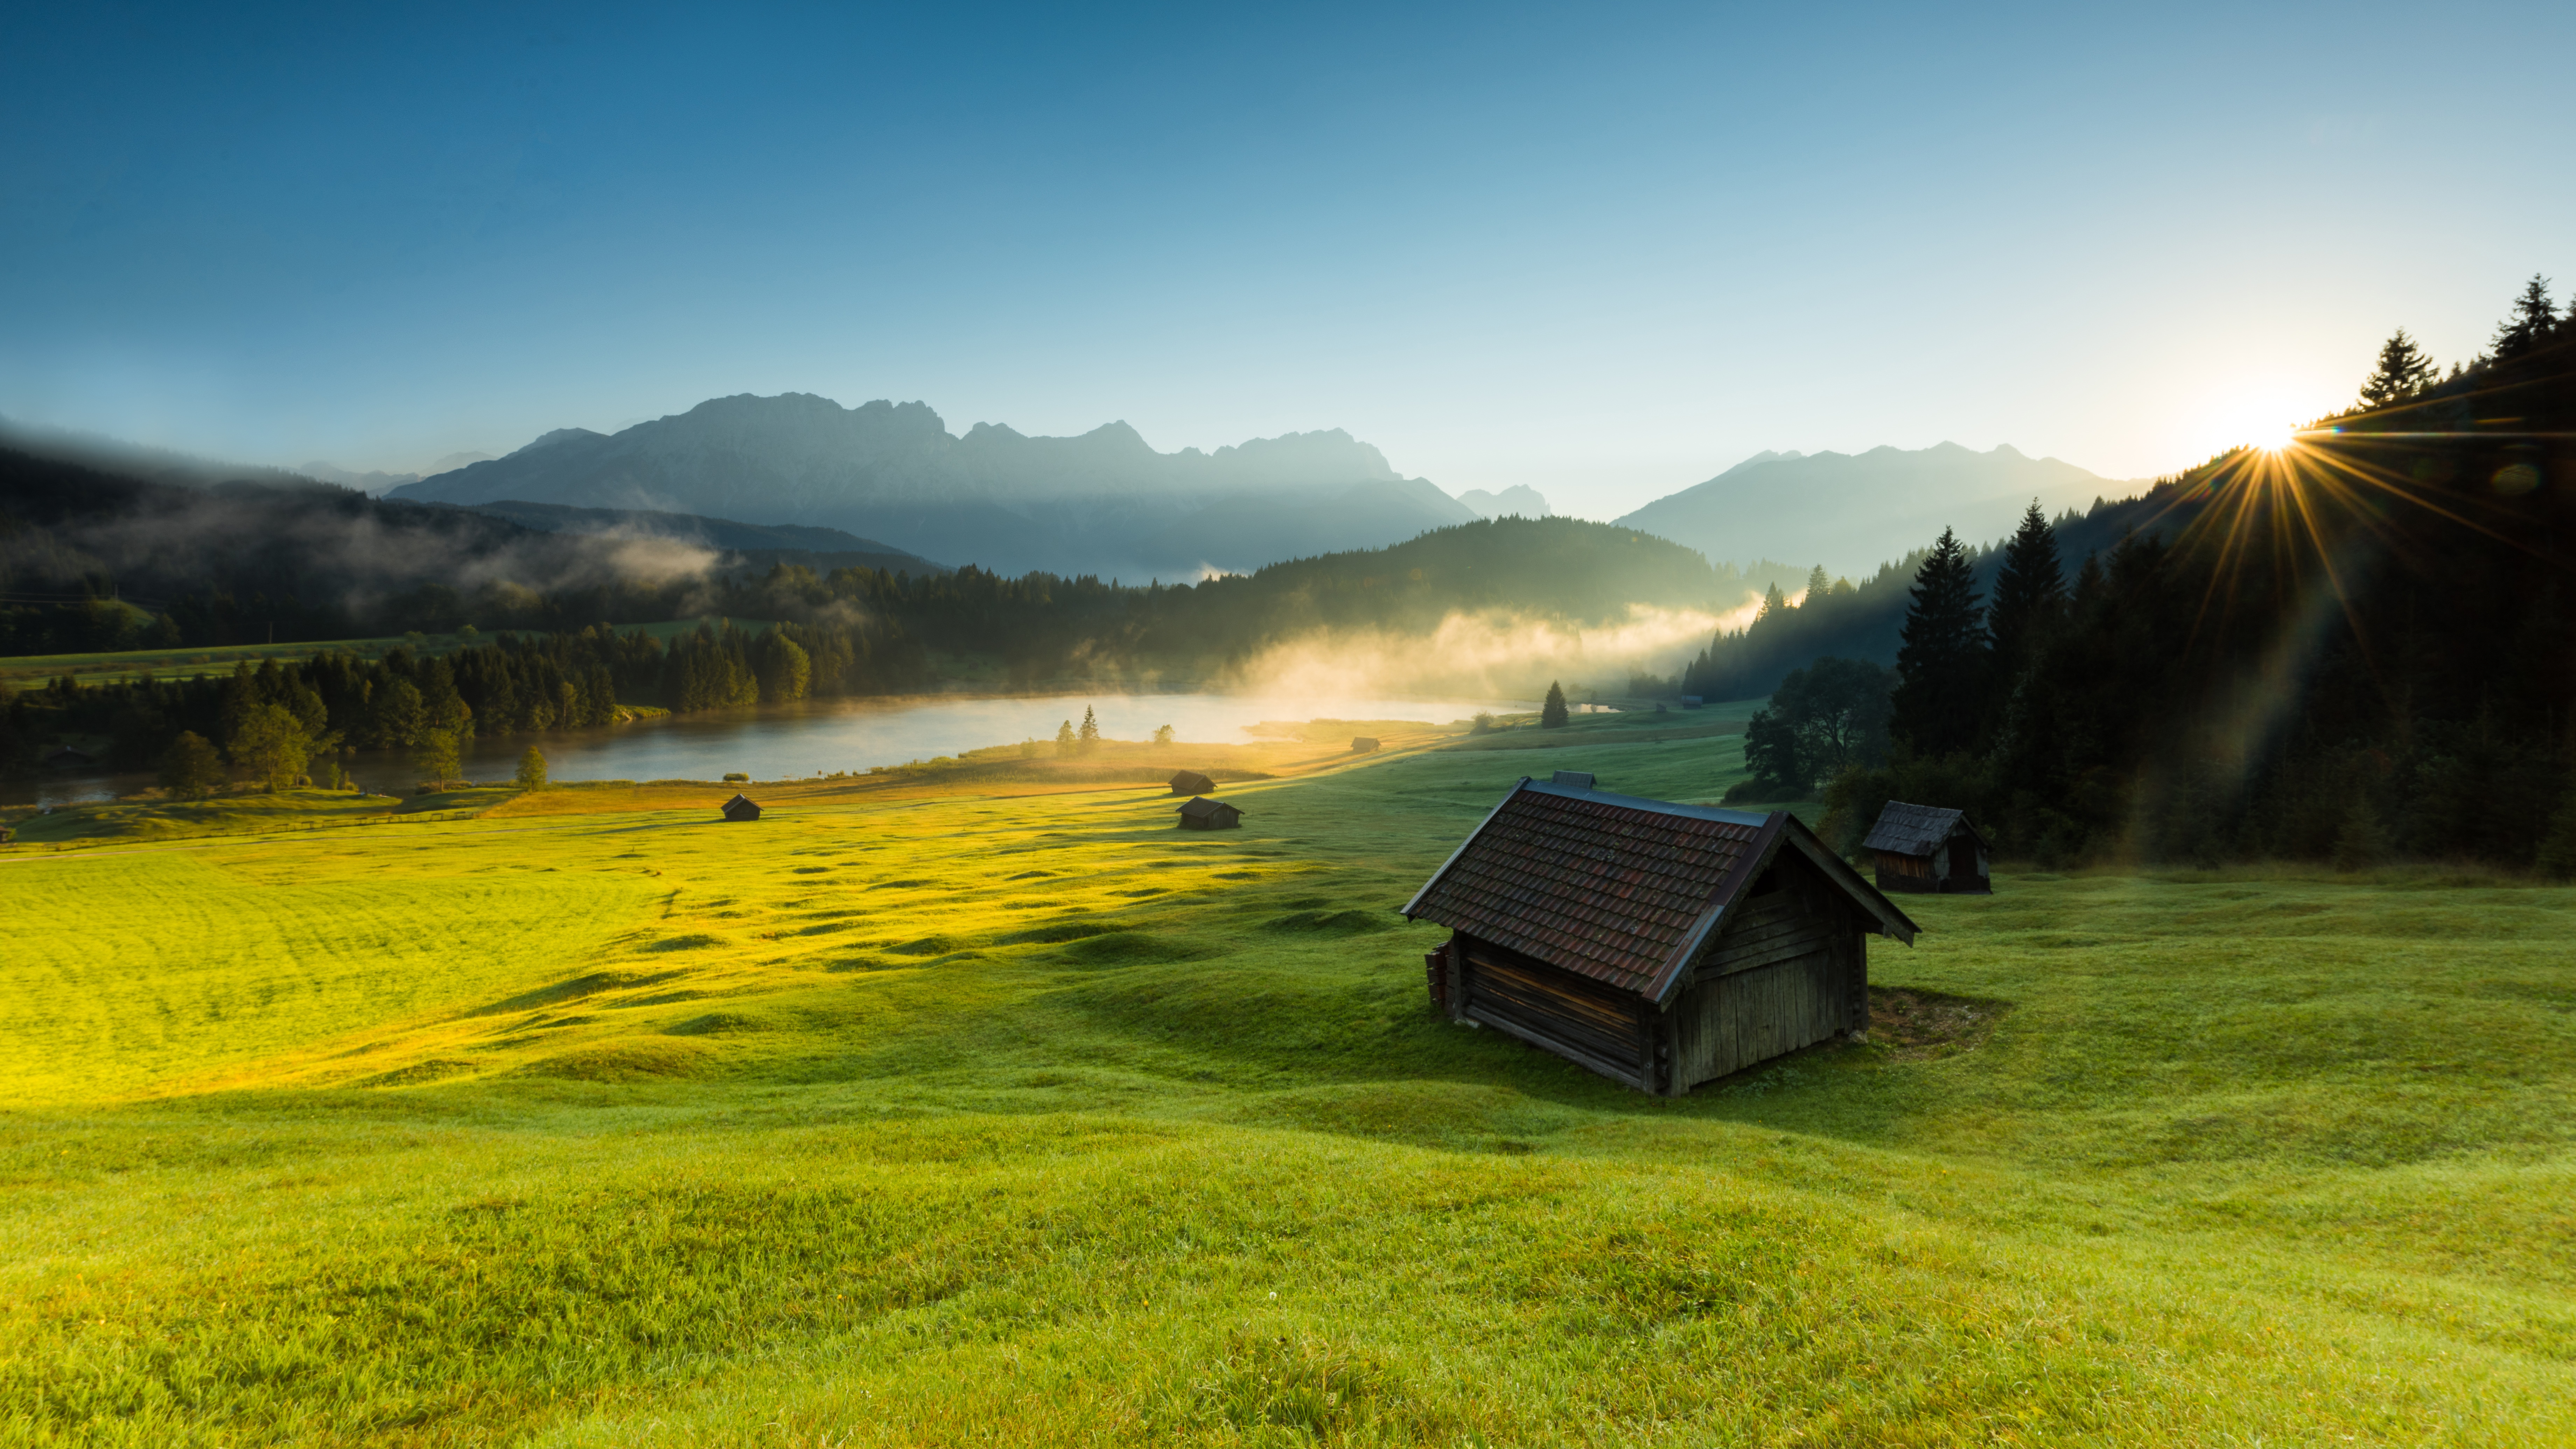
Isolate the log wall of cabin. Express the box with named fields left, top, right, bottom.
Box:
left=1872, top=848, right=1937, bottom=893
left=1452, top=936, right=1656, bottom=1091
left=1672, top=850, right=1867, bottom=1090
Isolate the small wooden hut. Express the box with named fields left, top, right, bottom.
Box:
left=1404, top=777, right=1917, bottom=1094
left=720, top=793, right=762, bottom=822
left=1861, top=802, right=1990, bottom=894
left=1169, top=769, right=1216, bottom=796
left=1350, top=737, right=1380, bottom=753
left=1176, top=796, right=1243, bottom=830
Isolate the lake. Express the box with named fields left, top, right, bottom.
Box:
left=12, top=690, right=1534, bottom=807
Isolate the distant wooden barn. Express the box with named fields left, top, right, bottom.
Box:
left=1404, top=777, right=1917, bottom=1094
left=1169, top=770, right=1216, bottom=796
left=1350, top=737, right=1380, bottom=753
left=720, top=793, right=762, bottom=822
left=1862, top=802, right=1990, bottom=894
left=1176, top=796, right=1243, bottom=830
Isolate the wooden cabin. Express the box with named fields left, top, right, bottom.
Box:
left=1176, top=796, right=1243, bottom=830
left=1862, top=802, right=1990, bottom=894
left=720, top=793, right=762, bottom=822
left=1169, top=769, right=1216, bottom=796
left=1404, top=777, right=1917, bottom=1095
left=1350, top=737, right=1380, bottom=753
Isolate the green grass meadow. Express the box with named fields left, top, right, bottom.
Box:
left=2, top=720, right=2571, bottom=1446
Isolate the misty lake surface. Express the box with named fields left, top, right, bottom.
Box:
left=15, top=690, right=1533, bottom=807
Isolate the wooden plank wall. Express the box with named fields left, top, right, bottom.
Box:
left=1458, top=938, right=1652, bottom=1090
left=1673, top=854, right=1864, bottom=1088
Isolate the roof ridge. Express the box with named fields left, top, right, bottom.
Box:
left=1521, top=778, right=1769, bottom=826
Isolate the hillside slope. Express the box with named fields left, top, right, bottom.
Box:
left=456, top=499, right=945, bottom=575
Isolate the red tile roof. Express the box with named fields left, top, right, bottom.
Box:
left=1403, top=781, right=1776, bottom=998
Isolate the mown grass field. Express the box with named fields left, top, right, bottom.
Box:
left=2, top=716, right=2571, bottom=1446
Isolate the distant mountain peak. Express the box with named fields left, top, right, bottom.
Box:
left=1617, top=440, right=2130, bottom=575
left=512, top=427, right=604, bottom=456
left=1455, top=484, right=1551, bottom=519
left=1716, top=449, right=1806, bottom=477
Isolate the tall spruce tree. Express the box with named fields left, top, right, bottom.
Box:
left=1541, top=681, right=1570, bottom=729
left=2355, top=329, right=2439, bottom=410
left=1890, top=526, right=1990, bottom=756
left=1800, top=565, right=1831, bottom=605
left=2493, top=275, right=2557, bottom=360
left=1986, top=503, right=2065, bottom=688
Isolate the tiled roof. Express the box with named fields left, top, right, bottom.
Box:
left=1862, top=802, right=1980, bottom=856
left=1402, top=782, right=1774, bottom=997
left=1177, top=796, right=1239, bottom=819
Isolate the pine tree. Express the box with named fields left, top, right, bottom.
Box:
left=1800, top=565, right=1830, bottom=606
left=2355, top=328, right=2439, bottom=410
left=1986, top=502, right=2065, bottom=688
left=514, top=746, right=548, bottom=791
left=1054, top=720, right=1076, bottom=758
left=2493, top=275, right=2557, bottom=360
left=1889, top=527, right=1990, bottom=757
left=1077, top=706, right=1100, bottom=754
left=1752, top=583, right=1787, bottom=625
left=1541, top=681, right=1569, bottom=729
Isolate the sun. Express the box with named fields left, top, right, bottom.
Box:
left=2254, top=422, right=2304, bottom=454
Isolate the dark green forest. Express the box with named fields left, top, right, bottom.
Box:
left=1741, top=277, right=2576, bottom=872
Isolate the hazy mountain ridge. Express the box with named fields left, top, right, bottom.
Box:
left=1619, top=442, right=2136, bottom=576
left=390, top=393, right=1466, bottom=576
left=450, top=500, right=946, bottom=575
left=1455, top=484, right=1551, bottom=518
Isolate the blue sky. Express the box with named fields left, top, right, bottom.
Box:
left=6, top=1, right=2571, bottom=518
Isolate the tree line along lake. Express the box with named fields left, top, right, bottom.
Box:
left=9, top=690, right=1534, bottom=807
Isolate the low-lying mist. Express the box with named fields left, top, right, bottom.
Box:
left=1222, top=600, right=1746, bottom=699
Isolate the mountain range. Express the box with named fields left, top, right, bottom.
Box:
left=1617, top=443, right=2132, bottom=577
left=381, top=393, right=2144, bottom=581
left=389, top=394, right=1475, bottom=579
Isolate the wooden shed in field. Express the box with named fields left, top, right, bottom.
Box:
left=1169, top=769, right=1216, bottom=796
left=1403, top=777, right=1917, bottom=1094
left=1176, top=796, right=1243, bottom=830
left=1350, top=736, right=1380, bottom=753
left=1861, top=802, right=1990, bottom=894
left=720, top=793, right=762, bottom=822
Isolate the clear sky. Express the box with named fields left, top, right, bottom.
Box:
left=6, top=1, right=2571, bottom=519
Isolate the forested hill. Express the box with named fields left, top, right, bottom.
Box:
left=452, top=500, right=945, bottom=576
left=1680, top=488, right=2176, bottom=700
left=0, top=444, right=719, bottom=653
left=1726, top=275, right=2576, bottom=872
left=719, top=516, right=1816, bottom=690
